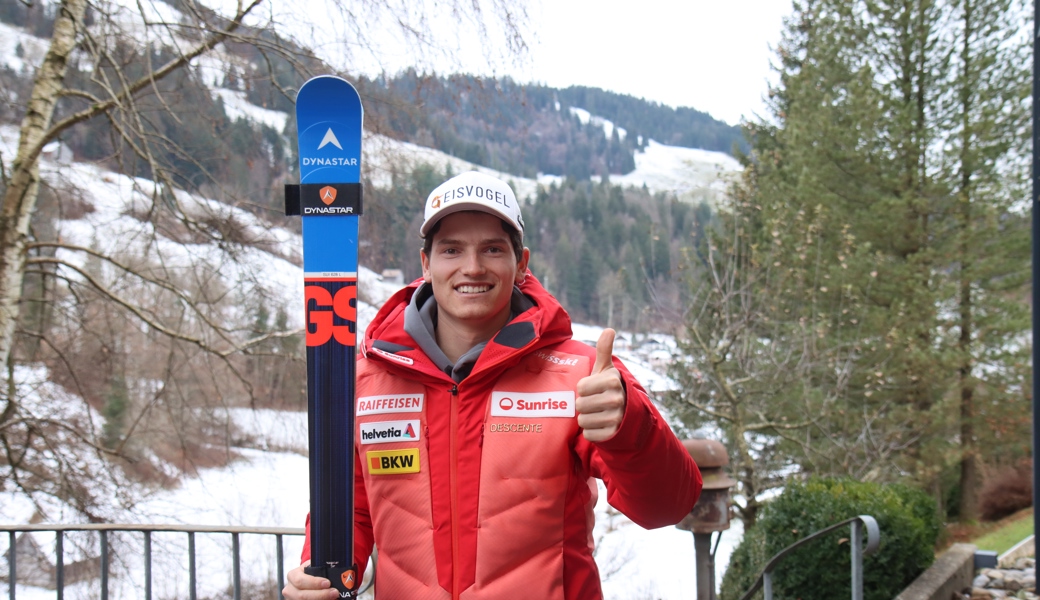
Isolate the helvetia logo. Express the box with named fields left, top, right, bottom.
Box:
left=318, top=128, right=342, bottom=150
left=367, top=448, right=420, bottom=475
left=319, top=186, right=337, bottom=205
left=359, top=420, right=421, bottom=444
left=490, top=391, right=575, bottom=418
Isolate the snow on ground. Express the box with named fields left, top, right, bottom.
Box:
left=571, top=323, right=680, bottom=394
left=0, top=21, right=50, bottom=75
left=361, top=133, right=544, bottom=202
left=606, top=140, right=742, bottom=207
left=1, top=449, right=311, bottom=600
left=363, top=131, right=740, bottom=209
left=1, top=328, right=734, bottom=600
left=212, top=88, right=290, bottom=132
left=569, top=106, right=627, bottom=141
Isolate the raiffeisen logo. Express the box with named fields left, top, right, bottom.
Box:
left=359, top=420, right=421, bottom=445
left=357, top=394, right=423, bottom=416
left=490, top=391, right=575, bottom=418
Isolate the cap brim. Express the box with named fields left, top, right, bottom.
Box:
left=420, top=202, right=522, bottom=237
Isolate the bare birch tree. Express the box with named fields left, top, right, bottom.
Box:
left=0, top=0, right=529, bottom=514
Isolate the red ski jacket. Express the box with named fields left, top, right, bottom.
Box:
left=302, top=274, right=701, bottom=599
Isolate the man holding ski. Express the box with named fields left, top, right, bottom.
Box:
left=284, top=171, right=702, bottom=600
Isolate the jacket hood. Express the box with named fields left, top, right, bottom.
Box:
left=362, top=270, right=574, bottom=380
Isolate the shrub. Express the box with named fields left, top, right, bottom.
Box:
left=719, top=478, right=940, bottom=600
left=979, top=459, right=1033, bottom=521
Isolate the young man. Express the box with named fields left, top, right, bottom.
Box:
left=285, top=171, right=702, bottom=600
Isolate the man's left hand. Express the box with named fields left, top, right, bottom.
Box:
left=576, top=328, right=627, bottom=442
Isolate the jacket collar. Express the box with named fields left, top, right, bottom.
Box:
left=363, top=271, right=573, bottom=381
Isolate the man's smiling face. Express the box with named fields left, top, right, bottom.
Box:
left=421, top=211, right=529, bottom=340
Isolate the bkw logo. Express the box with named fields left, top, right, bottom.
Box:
left=367, top=448, right=420, bottom=475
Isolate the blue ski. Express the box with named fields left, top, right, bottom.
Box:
left=286, top=75, right=363, bottom=598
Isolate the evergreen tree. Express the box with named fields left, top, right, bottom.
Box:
left=674, top=0, right=1031, bottom=519
left=103, top=374, right=129, bottom=449
left=939, top=0, right=1031, bottom=519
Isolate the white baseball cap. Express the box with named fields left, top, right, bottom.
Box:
left=420, top=171, right=524, bottom=238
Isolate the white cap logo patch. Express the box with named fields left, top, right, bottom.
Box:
left=421, top=171, right=524, bottom=238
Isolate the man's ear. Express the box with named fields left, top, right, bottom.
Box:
left=516, top=247, right=531, bottom=283
left=420, top=248, right=431, bottom=281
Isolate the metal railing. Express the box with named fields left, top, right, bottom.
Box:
left=1, top=523, right=305, bottom=600
left=738, top=515, right=881, bottom=600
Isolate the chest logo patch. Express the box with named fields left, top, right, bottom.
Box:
left=360, top=420, right=420, bottom=445
left=490, top=391, right=575, bottom=418
left=357, top=394, right=423, bottom=416
left=367, top=448, right=420, bottom=475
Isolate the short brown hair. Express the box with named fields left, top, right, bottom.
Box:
left=421, top=212, right=524, bottom=263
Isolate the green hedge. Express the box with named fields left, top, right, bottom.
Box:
left=720, top=478, right=940, bottom=600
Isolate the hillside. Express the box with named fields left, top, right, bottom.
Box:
left=354, top=71, right=744, bottom=180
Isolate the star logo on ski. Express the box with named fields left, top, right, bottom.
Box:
left=319, top=186, right=337, bottom=205
left=317, top=128, right=342, bottom=150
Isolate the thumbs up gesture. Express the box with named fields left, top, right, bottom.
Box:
left=576, top=328, right=627, bottom=442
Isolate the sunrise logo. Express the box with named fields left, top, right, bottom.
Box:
left=490, top=391, right=575, bottom=418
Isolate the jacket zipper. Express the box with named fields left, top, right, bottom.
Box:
left=449, top=383, right=460, bottom=600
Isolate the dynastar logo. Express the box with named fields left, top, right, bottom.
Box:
left=490, top=391, right=575, bottom=418
left=319, top=186, right=337, bottom=205
left=360, top=420, right=420, bottom=445
left=318, top=127, right=342, bottom=150
left=341, top=569, right=357, bottom=590
left=367, top=448, right=420, bottom=475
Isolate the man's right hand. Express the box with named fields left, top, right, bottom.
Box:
left=283, top=561, right=341, bottom=600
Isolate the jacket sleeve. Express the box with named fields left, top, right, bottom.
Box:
left=300, top=449, right=376, bottom=577
left=582, top=359, right=702, bottom=529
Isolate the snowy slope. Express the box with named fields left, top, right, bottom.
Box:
left=1, top=16, right=739, bottom=208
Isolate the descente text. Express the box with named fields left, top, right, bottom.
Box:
left=488, top=423, right=543, bottom=433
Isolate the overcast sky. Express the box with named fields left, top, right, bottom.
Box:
left=513, top=0, right=794, bottom=126
left=261, top=0, right=794, bottom=127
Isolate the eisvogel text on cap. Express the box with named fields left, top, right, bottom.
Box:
left=420, top=172, right=524, bottom=237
